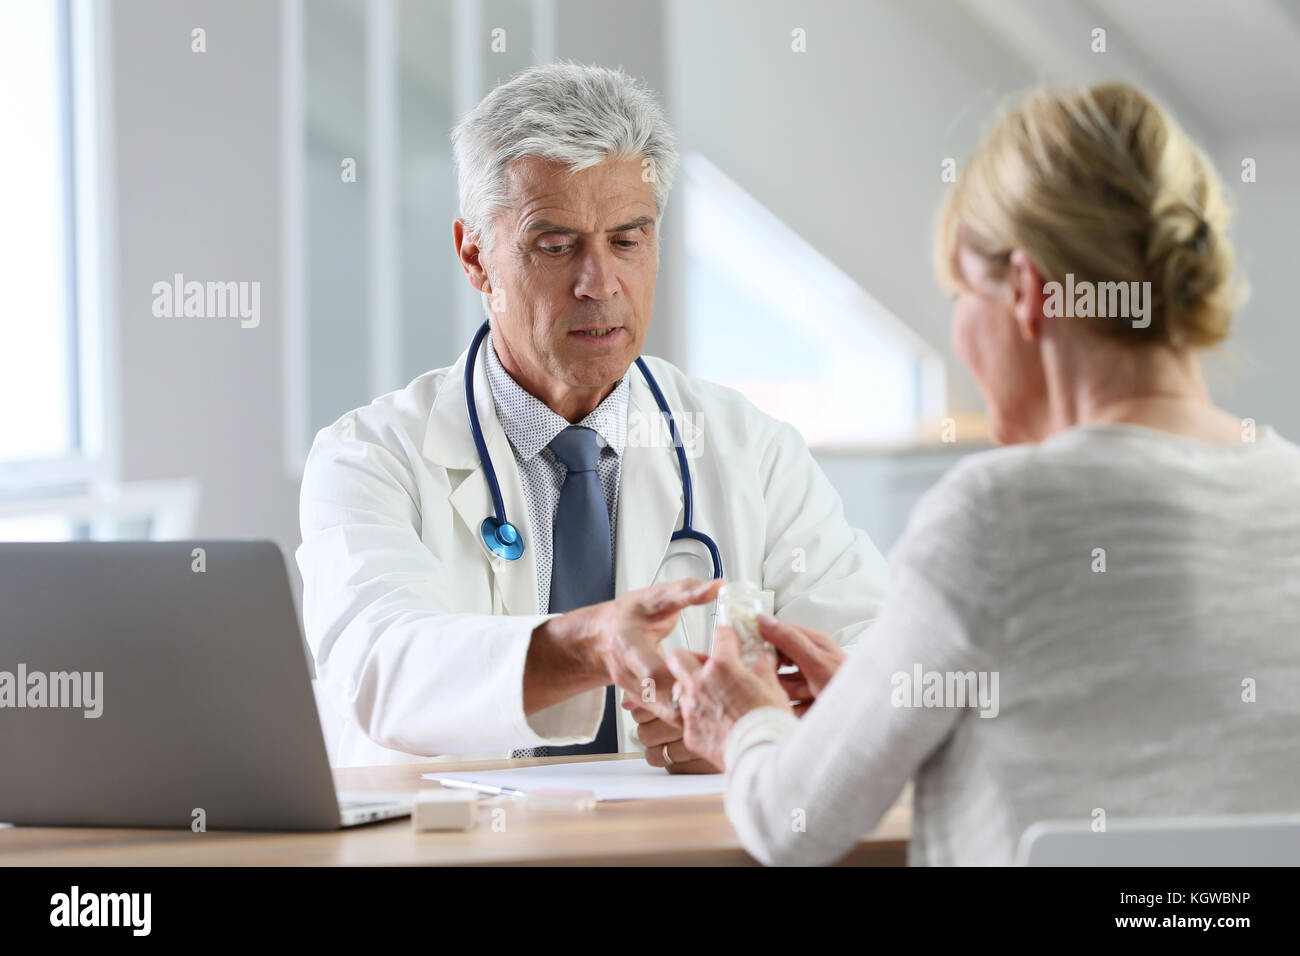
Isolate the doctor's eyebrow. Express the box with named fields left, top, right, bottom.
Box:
left=524, top=216, right=656, bottom=235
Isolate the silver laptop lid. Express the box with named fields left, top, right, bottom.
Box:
left=0, top=540, right=342, bottom=830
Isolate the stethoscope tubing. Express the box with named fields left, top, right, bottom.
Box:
left=465, top=320, right=510, bottom=526
left=465, top=320, right=723, bottom=580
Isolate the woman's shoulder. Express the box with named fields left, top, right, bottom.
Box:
left=916, top=442, right=1041, bottom=514
left=904, top=434, right=1135, bottom=541
left=920, top=422, right=1300, bottom=530
left=894, top=446, right=1028, bottom=560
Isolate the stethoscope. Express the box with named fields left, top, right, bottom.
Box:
left=464, top=320, right=723, bottom=583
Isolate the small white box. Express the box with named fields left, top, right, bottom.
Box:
left=412, top=789, right=478, bottom=831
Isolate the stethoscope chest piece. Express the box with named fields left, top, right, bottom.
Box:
left=481, top=517, right=524, bottom=561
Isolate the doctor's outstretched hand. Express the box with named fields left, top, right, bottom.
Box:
left=663, top=625, right=792, bottom=771
left=525, top=577, right=723, bottom=729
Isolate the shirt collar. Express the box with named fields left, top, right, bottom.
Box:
left=483, top=329, right=629, bottom=462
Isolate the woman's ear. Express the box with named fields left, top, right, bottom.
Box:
left=1008, top=249, right=1045, bottom=343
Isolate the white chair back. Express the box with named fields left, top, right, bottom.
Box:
left=1017, top=814, right=1300, bottom=866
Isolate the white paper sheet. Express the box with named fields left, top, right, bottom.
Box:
left=422, top=759, right=727, bottom=801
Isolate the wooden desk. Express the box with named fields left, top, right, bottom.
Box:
left=0, top=754, right=910, bottom=866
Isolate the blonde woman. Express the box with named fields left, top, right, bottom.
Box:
left=665, top=82, right=1300, bottom=866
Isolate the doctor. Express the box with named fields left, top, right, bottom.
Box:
left=296, top=62, right=888, bottom=769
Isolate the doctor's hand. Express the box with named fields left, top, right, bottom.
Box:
left=593, top=577, right=723, bottom=724
left=757, top=614, right=845, bottom=717
left=527, top=577, right=722, bottom=724
left=628, top=674, right=722, bottom=774
left=663, top=625, right=791, bottom=771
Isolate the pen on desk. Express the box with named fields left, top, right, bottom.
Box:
left=435, top=779, right=526, bottom=797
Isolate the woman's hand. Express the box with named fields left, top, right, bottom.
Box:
left=757, top=614, right=846, bottom=716
left=664, top=625, right=791, bottom=770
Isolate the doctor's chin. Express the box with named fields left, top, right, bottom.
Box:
left=3, top=0, right=1297, bottom=934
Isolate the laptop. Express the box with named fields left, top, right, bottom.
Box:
left=0, top=540, right=411, bottom=830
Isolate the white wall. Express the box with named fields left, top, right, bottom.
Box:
left=666, top=0, right=1038, bottom=414
left=1206, top=136, right=1300, bottom=441
left=109, top=0, right=302, bottom=592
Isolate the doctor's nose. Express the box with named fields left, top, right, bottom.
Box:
left=572, top=249, right=620, bottom=301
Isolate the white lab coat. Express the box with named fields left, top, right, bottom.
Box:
left=296, top=342, right=889, bottom=767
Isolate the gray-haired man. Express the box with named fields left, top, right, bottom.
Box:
left=296, top=63, right=888, bottom=768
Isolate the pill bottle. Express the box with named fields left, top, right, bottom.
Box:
left=715, top=581, right=771, bottom=663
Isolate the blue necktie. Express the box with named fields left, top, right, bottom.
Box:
left=514, top=426, right=618, bottom=757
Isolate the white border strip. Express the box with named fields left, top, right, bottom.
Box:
left=451, top=0, right=485, bottom=344
left=367, top=0, right=400, bottom=397
left=70, top=0, right=117, bottom=485
left=281, top=0, right=307, bottom=478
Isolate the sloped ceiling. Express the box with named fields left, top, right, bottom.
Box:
left=953, top=0, right=1300, bottom=144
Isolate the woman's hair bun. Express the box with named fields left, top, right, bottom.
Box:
left=936, top=81, right=1246, bottom=349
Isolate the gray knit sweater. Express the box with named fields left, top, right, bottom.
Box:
left=724, top=424, right=1300, bottom=865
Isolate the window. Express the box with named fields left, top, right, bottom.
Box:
left=682, top=154, right=945, bottom=448
left=0, top=0, right=79, bottom=470
left=0, top=0, right=130, bottom=539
